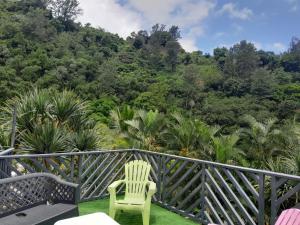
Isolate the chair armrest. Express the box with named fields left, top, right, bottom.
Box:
left=147, top=181, right=156, bottom=195
left=108, top=180, right=125, bottom=193
left=146, top=181, right=156, bottom=202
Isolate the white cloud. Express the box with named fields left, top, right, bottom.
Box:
left=128, top=0, right=216, bottom=51
left=266, top=42, right=286, bottom=53
left=251, top=42, right=287, bottom=53
left=219, top=3, right=253, bottom=20
left=252, top=41, right=262, bottom=50
left=77, top=0, right=216, bottom=52
left=179, top=38, right=198, bottom=52
left=214, top=32, right=225, bottom=38
left=286, top=0, right=299, bottom=11
left=127, top=0, right=215, bottom=27
left=77, top=0, right=142, bottom=38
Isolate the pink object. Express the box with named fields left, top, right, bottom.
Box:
left=275, top=208, right=300, bottom=225
left=208, top=208, right=300, bottom=225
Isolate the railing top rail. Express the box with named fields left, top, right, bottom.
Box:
left=0, top=147, right=14, bottom=156
left=0, top=149, right=134, bottom=158
left=1, top=148, right=300, bottom=180
left=133, top=149, right=300, bottom=180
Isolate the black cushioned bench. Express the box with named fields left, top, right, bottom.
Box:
left=0, top=173, right=80, bottom=225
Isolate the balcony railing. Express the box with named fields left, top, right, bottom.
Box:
left=0, top=149, right=300, bottom=225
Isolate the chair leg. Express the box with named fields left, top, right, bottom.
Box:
left=142, top=210, right=150, bottom=225
left=109, top=206, right=117, bottom=219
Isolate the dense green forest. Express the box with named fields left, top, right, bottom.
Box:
left=1, top=0, right=300, bottom=174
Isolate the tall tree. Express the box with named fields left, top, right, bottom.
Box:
left=47, top=0, right=82, bottom=22
left=214, top=47, right=228, bottom=70
left=282, top=37, right=300, bottom=72
left=165, top=40, right=180, bottom=71
left=224, top=40, right=259, bottom=78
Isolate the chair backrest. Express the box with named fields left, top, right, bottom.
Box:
left=275, top=208, right=300, bottom=225
left=125, top=160, right=151, bottom=199
left=0, top=173, right=78, bottom=218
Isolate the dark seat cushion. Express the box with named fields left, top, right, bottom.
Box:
left=0, top=203, right=78, bottom=225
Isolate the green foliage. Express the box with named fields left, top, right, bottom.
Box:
left=110, top=105, right=135, bottom=133
left=240, top=115, right=282, bottom=168
left=0, top=0, right=300, bottom=176
left=124, top=110, right=165, bottom=151
left=164, top=112, right=217, bottom=158
left=21, top=120, right=67, bottom=153
left=224, top=40, right=259, bottom=78
left=281, top=37, right=300, bottom=72
left=1, top=89, right=98, bottom=153
left=211, top=132, right=243, bottom=164
left=250, top=68, right=275, bottom=97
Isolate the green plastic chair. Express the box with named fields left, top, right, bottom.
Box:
left=108, top=160, right=156, bottom=225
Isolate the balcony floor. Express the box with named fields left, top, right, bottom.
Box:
left=79, top=198, right=198, bottom=225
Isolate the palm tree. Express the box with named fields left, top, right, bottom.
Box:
left=266, top=118, right=300, bottom=175
left=241, top=115, right=282, bottom=167
left=211, top=132, right=244, bottom=164
left=164, top=113, right=219, bottom=158
left=110, top=105, right=135, bottom=134
left=125, top=110, right=165, bottom=151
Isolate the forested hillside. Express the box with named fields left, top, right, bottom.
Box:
left=1, top=0, right=300, bottom=173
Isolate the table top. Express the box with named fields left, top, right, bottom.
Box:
left=54, top=213, right=120, bottom=225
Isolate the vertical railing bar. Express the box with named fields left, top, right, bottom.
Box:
left=258, top=173, right=265, bottom=225
left=157, top=155, right=162, bottom=202
left=10, top=105, right=17, bottom=148
left=270, top=175, right=277, bottom=225
left=161, top=155, right=167, bottom=203
left=70, top=155, right=75, bottom=182
left=200, top=162, right=206, bottom=223
left=77, top=154, right=83, bottom=200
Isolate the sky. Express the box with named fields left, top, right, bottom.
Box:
left=77, top=0, right=300, bottom=54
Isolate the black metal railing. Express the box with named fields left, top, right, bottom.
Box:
left=0, top=149, right=299, bottom=225
left=0, top=147, right=14, bottom=179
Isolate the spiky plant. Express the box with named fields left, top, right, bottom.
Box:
left=2, top=88, right=98, bottom=153
left=69, top=129, right=98, bottom=151
left=21, top=120, right=67, bottom=154
left=51, top=90, right=87, bottom=127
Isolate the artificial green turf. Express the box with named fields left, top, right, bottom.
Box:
left=79, top=198, right=198, bottom=225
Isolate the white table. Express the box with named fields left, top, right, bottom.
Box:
left=54, top=212, right=120, bottom=225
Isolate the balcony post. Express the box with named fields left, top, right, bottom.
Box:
left=270, top=175, right=277, bottom=225
left=77, top=154, right=83, bottom=200
left=258, top=173, right=265, bottom=225
left=156, top=155, right=162, bottom=202
left=200, top=162, right=206, bottom=223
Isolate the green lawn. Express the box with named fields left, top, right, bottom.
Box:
left=79, top=198, right=198, bottom=225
